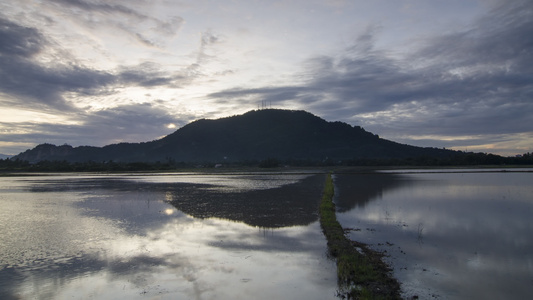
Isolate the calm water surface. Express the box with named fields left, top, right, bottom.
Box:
left=334, top=169, right=533, bottom=299
left=0, top=173, right=337, bottom=300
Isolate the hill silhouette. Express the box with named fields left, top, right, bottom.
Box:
left=13, top=109, right=456, bottom=163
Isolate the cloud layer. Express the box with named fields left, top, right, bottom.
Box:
left=0, top=0, right=532, bottom=155
left=208, top=0, right=533, bottom=154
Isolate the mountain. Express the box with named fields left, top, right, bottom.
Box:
left=13, top=109, right=456, bottom=163
left=0, top=154, right=12, bottom=159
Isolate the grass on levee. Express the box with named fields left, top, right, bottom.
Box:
left=319, top=173, right=401, bottom=299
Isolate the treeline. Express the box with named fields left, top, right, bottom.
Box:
left=0, top=159, right=191, bottom=172
left=1, top=152, right=532, bottom=172
left=342, top=152, right=533, bottom=167
left=256, top=152, right=533, bottom=167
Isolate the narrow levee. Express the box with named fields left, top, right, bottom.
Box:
left=319, top=173, right=401, bottom=299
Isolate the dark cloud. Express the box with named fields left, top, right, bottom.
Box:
left=49, top=0, right=149, bottom=21
left=0, top=103, right=190, bottom=150
left=0, top=17, right=114, bottom=110
left=117, top=62, right=186, bottom=87
left=135, top=32, right=158, bottom=47
left=0, top=59, right=113, bottom=111
left=82, top=103, right=184, bottom=138
left=416, top=0, right=533, bottom=69
left=0, top=18, right=45, bottom=57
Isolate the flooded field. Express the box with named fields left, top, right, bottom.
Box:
left=334, top=169, right=533, bottom=299
left=0, top=172, right=337, bottom=300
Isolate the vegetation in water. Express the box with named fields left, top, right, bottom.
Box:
left=319, top=173, right=401, bottom=299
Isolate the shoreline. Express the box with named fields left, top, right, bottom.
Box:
left=319, top=173, right=401, bottom=299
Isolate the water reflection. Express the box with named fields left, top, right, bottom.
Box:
left=166, top=174, right=326, bottom=228
left=332, top=173, right=407, bottom=211
left=334, top=171, right=533, bottom=299
left=0, top=173, right=337, bottom=300
left=25, top=173, right=325, bottom=228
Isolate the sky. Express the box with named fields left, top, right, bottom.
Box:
left=1, top=0, right=532, bottom=157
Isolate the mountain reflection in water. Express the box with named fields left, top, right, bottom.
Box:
left=334, top=170, right=533, bottom=300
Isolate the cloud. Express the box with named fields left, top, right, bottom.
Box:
left=0, top=15, right=193, bottom=112
left=0, top=18, right=45, bottom=57
left=134, top=32, right=158, bottom=47
left=0, top=103, right=192, bottom=150
left=49, top=0, right=147, bottom=19
left=156, top=16, right=185, bottom=36
left=1, top=0, right=531, bottom=156
left=47, top=0, right=184, bottom=46
left=415, top=0, right=533, bottom=69
left=0, top=17, right=115, bottom=111
left=117, top=62, right=181, bottom=87
left=207, top=0, right=533, bottom=152
left=196, top=29, right=222, bottom=65
left=201, top=30, right=220, bottom=48
left=0, top=2, right=227, bottom=112
left=79, top=103, right=187, bottom=143
left=162, top=29, right=230, bottom=84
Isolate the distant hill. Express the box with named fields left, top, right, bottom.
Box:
left=13, top=109, right=457, bottom=163
left=0, top=154, right=12, bottom=160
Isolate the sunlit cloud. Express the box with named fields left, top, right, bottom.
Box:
left=163, top=208, right=175, bottom=215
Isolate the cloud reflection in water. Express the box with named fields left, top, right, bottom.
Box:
left=0, top=173, right=337, bottom=300
left=334, top=171, right=533, bottom=300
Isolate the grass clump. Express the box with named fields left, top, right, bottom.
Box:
left=319, top=173, right=401, bottom=299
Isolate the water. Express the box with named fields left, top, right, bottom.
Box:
left=334, top=169, right=533, bottom=299
left=0, top=173, right=337, bottom=300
